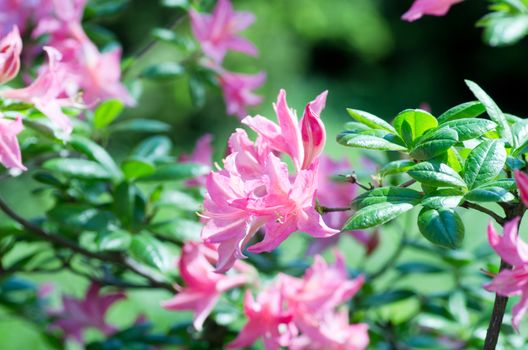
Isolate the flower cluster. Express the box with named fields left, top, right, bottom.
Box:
left=190, top=0, right=265, bottom=118
left=229, top=252, right=368, bottom=350
left=201, top=89, right=339, bottom=272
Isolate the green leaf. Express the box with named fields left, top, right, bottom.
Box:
left=464, top=186, right=515, bottom=202
left=380, top=160, right=416, bottom=177
left=437, top=119, right=497, bottom=141
left=109, top=119, right=171, bottom=134
left=156, top=190, right=201, bottom=211
left=189, top=76, right=206, bottom=108
left=148, top=219, right=202, bottom=242
left=346, top=109, right=396, bottom=133
left=130, top=234, right=171, bottom=272
left=353, top=187, right=422, bottom=209
left=437, top=101, right=486, bottom=123
left=512, top=138, right=528, bottom=157
left=344, top=121, right=371, bottom=133
left=360, top=290, right=415, bottom=308
left=142, top=62, right=185, bottom=80
left=448, top=292, right=470, bottom=325
left=137, top=163, right=210, bottom=182
left=408, top=162, right=466, bottom=189
left=132, top=136, right=172, bottom=162
left=417, top=208, right=465, bottom=249
left=343, top=202, right=414, bottom=230
left=93, top=99, right=124, bottom=129
left=122, top=159, right=156, bottom=180
left=336, top=132, right=406, bottom=151
left=465, top=80, right=513, bottom=146
left=393, top=109, right=438, bottom=147
left=480, top=11, right=528, bottom=47
left=410, top=128, right=458, bottom=160
left=43, top=158, right=112, bottom=180
left=421, top=189, right=464, bottom=209
left=95, top=230, right=131, bottom=251
left=395, top=262, right=444, bottom=274
left=48, top=204, right=117, bottom=232
left=463, top=140, right=507, bottom=189
left=113, top=182, right=146, bottom=230
left=70, top=136, right=122, bottom=180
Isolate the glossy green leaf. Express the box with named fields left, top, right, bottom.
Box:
left=408, top=162, right=466, bottom=189
left=148, top=219, right=202, bottom=242
left=395, top=262, right=444, bottom=274
left=346, top=109, right=396, bottom=133
left=336, top=132, right=406, bottom=151
left=353, top=187, right=422, bottom=209
left=48, top=204, right=117, bottom=232
left=113, top=182, right=146, bottom=230
left=437, top=119, right=497, bottom=141
left=421, top=189, right=464, bottom=209
left=189, top=76, right=206, bottom=108
left=464, top=186, right=515, bottom=202
left=43, top=158, right=112, bottom=180
left=380, top=159, right=416, bottom=177
left=93, top=99, right=124, bottom=129
left=95, top=230, right=132, bottom=251
left=437, top=101, right=486, bottom=123
left=109, top=119, right=171, bottom=134
left=360, top=290, right=415, bottom=308
left=137, top=162, right=210, bottom=182
left=480, top=11, right=528, bottom=47
left=465, top=80, right=513, bottom=146
left=122, top=159, right=156, bottom=180
left=142, top=62, right=185, bottom=80
left=393, top=109, right=438, bottom=147
left=343, top=202, right=414, bottom=230
left=505, top=156, right=526, bottom=171
left=410, top=128, right=458, bottom=160
left=130, top=234, right=171, bottom=272
left=132, top=136, right=172, bottom=162
left=70, top=136, right=123, bottom=180
left=418, top=208, right=465, bottom=249
left=463, top=140, right=506, bottom=189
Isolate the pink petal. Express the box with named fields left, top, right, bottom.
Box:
left=402, top=0, right=463, bottom=22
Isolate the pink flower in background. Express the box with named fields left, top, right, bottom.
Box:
left=290, top=310, right=369, bottom=350
left=308, top=156, right=379, bottom=255
left=190, top=0, right=258, bottom=63
left=217, top=69, right=266, bottom=119
left=1, top=47, right=75, bottom=135
left=0, top=0, right=36, bottom=36
left=485, top=218, right=528, bottom=330
left=49, top=283, right=125, bottom=343
left=179, top=133, right=214, bottom=187
left=0, top=114, right=26, bottom=171
left=0, top=26, right=22, bottom=85
left=227, top=285, right=293, bottom=350
left=162, top=242, right=252, bottom=329
left=402, top=0, right=462, bottom=22
left=515, top=170, right=528, bottom=207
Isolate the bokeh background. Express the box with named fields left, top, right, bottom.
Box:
left=2, top=0, right=528, bottom=348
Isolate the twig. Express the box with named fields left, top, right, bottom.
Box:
left=0, top=196, right=174, bottom=291
left=319, top=206, right=352, bottom=213
left=461, top=202, right=505, bottom=225
left=399, top=179, right=416, bottom=188
left=483, top=259, right=511, bottom=350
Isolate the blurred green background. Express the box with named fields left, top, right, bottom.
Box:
left=2, top=0, right=528, bottom=348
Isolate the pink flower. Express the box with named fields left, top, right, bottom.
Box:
left=227, top=285, right=294, bottom=350
left=190, top=0, right=258, bottom=63
left=485, top=218, right=528, bottom=330
left=217, top=68, right=265, bottom=119
left=0, top=114, right=26, bottom=171
left=0, top=26, right=22, bottom=85
left=1, top=46, right=75, bottom=135
left=308, top=156, right=379, bottom=255
left=0, top=0, right=34, bottom=36
left=402, top=0, right=462, bottom=22
left=515, top=170, right=528, bottom=207
left=289, top=310, right=369, bottom=350
left=162, top=242, right=252, bottom=330
left=243, top=89, right=328, bottom=170
left=283, top=252, right=368, bottom=350
left=49, top=283, right=125, bottom=343
left=179, top=133, right=214, bottom=187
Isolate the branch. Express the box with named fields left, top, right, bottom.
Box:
left=461, top=202, right=505, bottom=225
left=399, top=179, right=416, bottom=188
left=319, top=206, right=352, bottom=213
left=483, top=259, right=511, bottom=350
left=0, top=196, right=174, bottom=292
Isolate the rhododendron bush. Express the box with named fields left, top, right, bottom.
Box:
left=2, top=0, right=528, bottom=349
